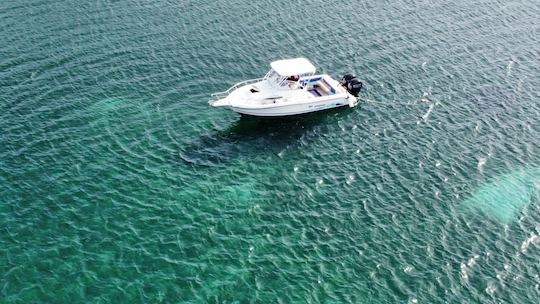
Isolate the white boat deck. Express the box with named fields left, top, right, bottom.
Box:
left=209, top=58, right=358, bottom=116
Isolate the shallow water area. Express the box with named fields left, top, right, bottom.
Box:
left=1, top=0, right=540, bottom=303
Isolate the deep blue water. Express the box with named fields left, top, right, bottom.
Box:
left=1, top=0, right=540, bottom=302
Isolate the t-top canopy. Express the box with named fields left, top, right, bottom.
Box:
left=270, top=58, right=316, bottom=76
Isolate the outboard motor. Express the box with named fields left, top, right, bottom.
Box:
left=341, top=74, right=363, bottom=97
left=341, top=74, right=356, bottom=83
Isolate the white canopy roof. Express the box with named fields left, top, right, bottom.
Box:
left=270, top=58, right=316, bottom=76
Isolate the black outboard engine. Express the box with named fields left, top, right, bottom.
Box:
left=340, top=74, right=363, bottom=97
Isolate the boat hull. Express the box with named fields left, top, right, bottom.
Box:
left=231, top=96, right=356, bottom=117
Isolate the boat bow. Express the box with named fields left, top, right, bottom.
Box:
left=208, top=97, right=231, bottom=107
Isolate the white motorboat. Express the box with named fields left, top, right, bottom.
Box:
left=209, top=58, right=363, bottom=117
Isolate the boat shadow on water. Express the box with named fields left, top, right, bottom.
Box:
left=179, top=107, right=356, bottom=166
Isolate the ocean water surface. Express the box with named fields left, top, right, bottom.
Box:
left=1, top=0, right=540, bottom=302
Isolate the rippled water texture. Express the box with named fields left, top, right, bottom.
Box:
left=1, top=0, right=540, bottom=302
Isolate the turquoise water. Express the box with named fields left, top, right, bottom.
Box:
left=1, top=0, right=540, bottom=302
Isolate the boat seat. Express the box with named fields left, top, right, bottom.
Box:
left=313, top=85, right=328, bottom=96
left=308, top=88, right=321, bottom=97
left=318, top=79, right=336, bottom=95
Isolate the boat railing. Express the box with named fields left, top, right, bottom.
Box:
left=210, top=78, right=264, bottom=100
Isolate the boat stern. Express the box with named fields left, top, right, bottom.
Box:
left=347, top=95, right=358, bottom=107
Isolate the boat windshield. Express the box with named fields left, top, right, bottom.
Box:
left=264, top=69, right=286, bottom=86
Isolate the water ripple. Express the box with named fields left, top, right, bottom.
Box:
left=1, top=0, right=540, bottom=302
